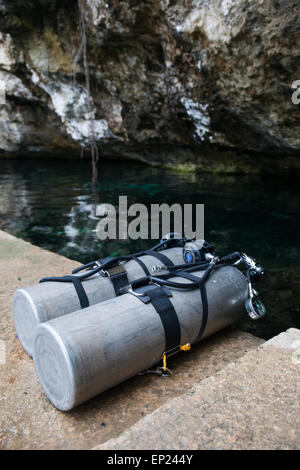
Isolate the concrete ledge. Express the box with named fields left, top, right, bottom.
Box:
left=0, top=230, right=264, bottom=449
left=95, top=328, right=300, bottom=450
left=264, top=328, right=300, bottom=351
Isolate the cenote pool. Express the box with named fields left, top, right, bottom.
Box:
left=0, top=157, right=299, bottom=339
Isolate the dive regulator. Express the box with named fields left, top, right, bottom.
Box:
left=230, top=252, right=266, bottom=320
left=238, top=253, right=266, bottom=320
left=183, top=239, right=215, bottom=264
left=183, top=241, right=266, bottom=321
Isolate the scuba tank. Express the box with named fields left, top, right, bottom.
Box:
left=13, top=235, right=209, bottom=356
left=33, top=248, right=265, bottom=411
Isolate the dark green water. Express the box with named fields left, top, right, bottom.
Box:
left=0, top=157, right=299, bottom=339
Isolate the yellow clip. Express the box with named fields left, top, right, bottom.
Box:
left=163, top=353, right=167, bottom=371
left=162, top=343, right=191, bottom=372
left=180, top=343, right=191, bottom=352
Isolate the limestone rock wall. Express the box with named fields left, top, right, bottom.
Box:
left=0, top=0, right=299, bottom=172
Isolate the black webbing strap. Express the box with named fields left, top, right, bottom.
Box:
left=110, top=272, right=128, bottom=296
left=97, top=257, right=129, bottom=296
left=103, top=265, right=129, bottom=296
left=129, top=256, right=150, bottom=276
left=100, top=250, right=174, bottom=295
left=197, top=282, right=208, bottom=342
left=144, top=250, right=174, bottom=268
left=67, top=276, right=89, bottom=309
left=173, top=270, right=208, bottom=343
left=109, top=257, right=151, bottom=294
left=146, top=286, right=181, bottom=351
left=39, top=240, right=185, bottom=309
left=39, top=274, right=90, bottom=309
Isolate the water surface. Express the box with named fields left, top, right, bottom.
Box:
left=0, top=157, right=299, bottom=339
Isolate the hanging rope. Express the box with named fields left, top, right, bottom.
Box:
left=78, top=0, right=99, bottom=184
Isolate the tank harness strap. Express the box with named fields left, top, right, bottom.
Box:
left=128, top=249, right=175, bottom=277
left=38, top=240, right=187, bottom=312
left=130, top=284, right=191, bottom=376
left=40, top=275, right=90, bottom=309
left=103, top=249, right=174, bottom=293
left=101, top=263, right=129, bottom=296
left=107, top=254, right=154, bottom=293
left=131, top=285, right=181, bottom=352
left=147, top=286, right=181, bottom=352
left=144, top=250, right=174, bottom=268
left=172, top=270, right=209, bottom=342
left=70, top=276, right=90, bottom=309
left=197, top=282, right=208, bottom=342
left=128, top=256, right=150, bottom=276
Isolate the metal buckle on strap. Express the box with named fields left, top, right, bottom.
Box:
left=101, top=264, right=127, bottom=278
left=127, top=283, right=173, bottom=304
left=127, top=286, right=151, bottom=303
left=128, top=288, right=147, bottom=298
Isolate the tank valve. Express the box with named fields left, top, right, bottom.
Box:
left=241, top=253, right=265, bottom=280
left=245, top=273, right=266, bottom=320
left=235, top=252, right=266, bottom=320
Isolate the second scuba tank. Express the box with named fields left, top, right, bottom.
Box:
left=13, top=237, right=194, bottom=356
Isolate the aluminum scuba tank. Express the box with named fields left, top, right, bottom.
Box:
left=13, top=236, right=199, bottom=356
left=33, top=264, right=249, bottom=411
